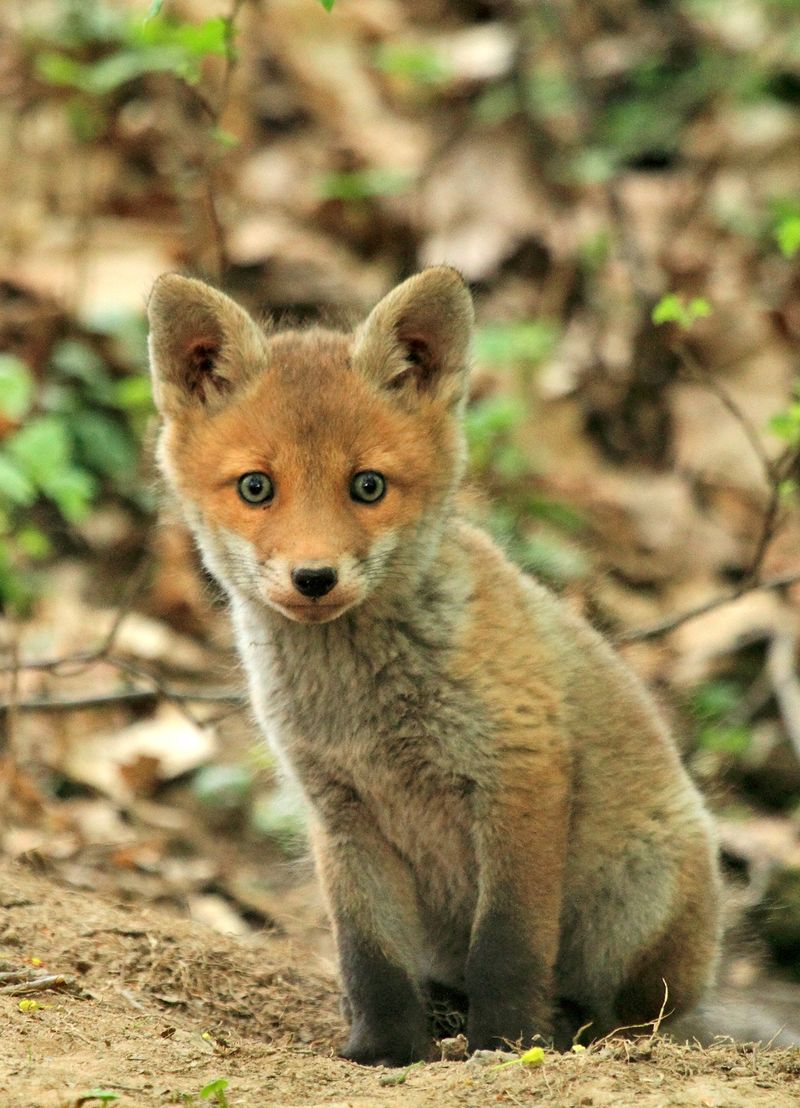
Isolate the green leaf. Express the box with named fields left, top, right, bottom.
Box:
left=50, top=339, right=113, bottom=400
left=35, top=52, right=88, bottom=90
left=687, top=297, right=711, bottom=322
left=42, top=467, right=97, bottom=523
left=522, top=494, right=585, bottom=532
left=465, top=395, right=526, bottom=473
left=473, top=82, right=518, bottom=126
left=652, top=294, right=685, bottom=326
left=113, top=375, right=153, bottom=414
left=16, top=527, right=52, bottom=560
left=0, top=355, right=34, bottom=421
left=8, top=416, right=72, bottom=480
left=134, top=16, right=229, bottom=58
left=316, top=168, right=413, bottom=201
left=652, top=293, right=711, bottom=330
left=71, top=411, right=138, bottom=481
left=698, top=725, right=751, bottom=756
left=474, top=321, right=558, bottom=368
left=79, top=1093, right=120, bottom=1106
left=200, top=1078, right=229, bottom=1106
left=318, top=0, right=336, bottom=10
left=768, top=402, right=800, bottom=445
left=0, top=455, right=37, bottom=507
left=374, top=43, right=450, bottom=86
left=213, top=127, right=240, bottom=148
left=691, top=680, right=741, bottom=722
left=776, top=214, right=800, bottom=258
left=147, top=0, right=166, bottom=17
left=82, top=46, right=203, bottom=92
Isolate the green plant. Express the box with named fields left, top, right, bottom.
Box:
left=0, top=320, right=152, bottom=612
left=652, top=294, right=712, bottom=330
left=315, top=168, right=413, bottom=202
left=474, top=320, right=558, bottom=376
left=374, top=42, right=451, bottom=87
left=776, top=213, right=800, bottom=258
left=200, top=1077, right=230, bottom=1107
left=35, top=9, right=229, bottom=99
left=690, top=680, right=751, bottom=756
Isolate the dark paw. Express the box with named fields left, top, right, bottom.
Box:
left=339, top=1033, right=428, bottom=1068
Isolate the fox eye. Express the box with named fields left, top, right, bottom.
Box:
left=237, top=472, right=274, bottom=505
left=350, top=471, right=386, bottom=504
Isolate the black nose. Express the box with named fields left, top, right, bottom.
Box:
left=291, top=566, right=337, bottom=599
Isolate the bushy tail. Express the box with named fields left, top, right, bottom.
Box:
left=670, top=995, right=800, bottom=1048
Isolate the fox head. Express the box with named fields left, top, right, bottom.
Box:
left=147, top=268, right=474, bottom=623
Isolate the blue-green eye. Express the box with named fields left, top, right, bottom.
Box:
left=350, top=471, right=386, bottom=504
left=237, top=472, right=274, bottom=505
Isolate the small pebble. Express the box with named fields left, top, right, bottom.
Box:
left=465, top=1049, right=510, bottom=1067
left=439, top=1034, right=468, bottom=1061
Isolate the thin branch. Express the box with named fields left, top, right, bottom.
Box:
left=616, top=569, right=800, bottom=644
left=219, top=0, right=247, bottom=115
left=0, top=647, right=240, bottom=726
left=767, top=630, right=800, bottom=764
left=3, top=687, right=243, bottom=713
left=676, top=342, right=773, bottom=483
left=176, top=0, right=246, bottom=281
left=2, top=624, right=20, bottom=756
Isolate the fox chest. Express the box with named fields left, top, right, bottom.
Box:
left=241, top=615, right=489, bottom=906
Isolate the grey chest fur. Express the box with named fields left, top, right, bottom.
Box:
left=233, top=600, right=492, bottom=902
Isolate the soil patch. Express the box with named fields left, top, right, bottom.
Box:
left=1, top=861, right=799, bottom=1107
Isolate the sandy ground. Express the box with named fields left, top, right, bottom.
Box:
left=2, top=860, right=800, bottom=1108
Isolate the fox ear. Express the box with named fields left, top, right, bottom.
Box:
left=353, top=267, right=474, bottom=406
left=147, top=275, right=267, bottom=417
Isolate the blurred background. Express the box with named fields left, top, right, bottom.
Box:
left=2, top=0, right=800, bottom=1017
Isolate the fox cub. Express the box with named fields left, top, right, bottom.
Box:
left=148, top=267, right=721, bottom=1066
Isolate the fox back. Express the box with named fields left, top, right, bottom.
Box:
left=148, top=268, right=721, bottom=1066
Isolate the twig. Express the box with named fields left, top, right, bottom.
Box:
left=176, top=0, right=246, bottom=281
left=3, top=687, right=243, bottom=713
left=2, top=622, right=20, bottom=757
left=676, top=343, right=773, bottom=482
left=617, top=569, right=800, bottom=643
left=219, top=0, right=247, bottom=115
left=0, top=650, right=234, bottom=727
left=676, top=343, right=800, bottom=578
left=767, top=630, right=800, bottom=763
left=0, top=973, right=77, bottom=995
left=647, top=980, right=670, bottom=1042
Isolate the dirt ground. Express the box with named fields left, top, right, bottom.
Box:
left=1, top=861, right=799, bottom=1108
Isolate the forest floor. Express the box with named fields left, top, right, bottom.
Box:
left=2, top=861, right=800, bottom=1108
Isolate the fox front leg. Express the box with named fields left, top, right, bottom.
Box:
left=466, top=768, right=569, bottom=1052
left=308, top=807, right=429, bottom=1067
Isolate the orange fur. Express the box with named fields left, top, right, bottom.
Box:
left=148, top=269, right=722, bottom=1065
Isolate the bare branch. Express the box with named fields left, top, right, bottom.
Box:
left=0, top=646, right=241, bottom=726
left=675, top=342, right=774, bottom=483
left=3, top=687, right=242, bottom=713
left=767, top=630, right=800, bottom=764
left=616, top=569, right=800, bottom=644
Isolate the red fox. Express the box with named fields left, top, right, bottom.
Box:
left=147, top=267, right=721, bottom=1066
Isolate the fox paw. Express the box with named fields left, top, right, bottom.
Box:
left=339, top=1032, right=428, bottom=1068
